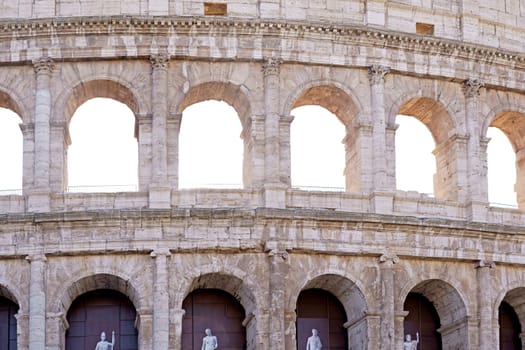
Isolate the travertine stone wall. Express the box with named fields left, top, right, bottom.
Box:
left=0, top=0, right=523, bottom=349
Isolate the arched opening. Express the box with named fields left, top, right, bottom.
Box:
left=394, top=97, right=456, bottom=200
left=0, top=296, right=18, bottom=349
left=395, top=115, right=436, bottom=195
left=403, top=279, right=467, bottom=349
left=488, top=111, right=525, bottom=209
left=296, top=289, right=347, bottom=350
left=290, top=106, right=346, bottom=191
left=65, top=289, right=137, bottom=350
left=289, top=85, right=359, bottom=192
left=403, top=292, right=442, bottom=349
left=0, top=108, right=22, bottom=195
left=179, top=100, right=243, bottom=189
left=486, top=127, right=517, bottom=207
left=67, top=98, right=138, bottom=192
left=182, top=289, right=246, bottom=350
left=499, top=301, right=522, bottom=350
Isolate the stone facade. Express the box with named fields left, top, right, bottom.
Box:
left=0, top=0, right=524, bottom=349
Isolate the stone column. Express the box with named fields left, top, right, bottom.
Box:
left=137, top=113, right=152, bottom=192
left=167, top=113, right=182, bottom=189
left=476, top=260, right=495, bottom=350
left=267, top=245, right=289, bottom=350
left=136, top=309, right=153, bottom=349
left=20, top=123, right=35, bottom=194
left=27, top=254, right=47, bottom=350
left=283, top=309, right=297, bottom=350
left=279, top=115, right=294, bottom=187
left=368, top=65, right=390, bottom=191
left=29, top=57, right=54, bottom=212
left=149, top=54, right=171, bottom=208
left=170, top=308, right=186, bottom=350
left=242, top=114, right=265, bottom=188
left=379, top=254, right=399, bottom=350
left=49, top=121, right=70, bottom=192
left=151, top=248, right=171, bottom=350
left=262, top=58, right=286, bottom=208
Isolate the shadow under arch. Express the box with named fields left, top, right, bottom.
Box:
left=0, top=283, right=21, bottom=310
left=285, top=82, right=361, bottom=127
left=0, top=89, right=25, bottom=122
left=390, top=96, right=460, bottom=200
left=57, top=273, right=141, bottom=315
left=494, top=286, right=525, bottom=331
left=487, top=110, right=525, bottom=208
left=401, top=279, right=469, bottom=348
left=176, top=82, right=251, bottom=126
left=292, top=274, right=370, bottom=350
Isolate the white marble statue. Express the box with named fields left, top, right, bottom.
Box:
left=94, top=331, right=115, bottom=350
left=306, top=328, right=322, bottom=350
left=403, top=332, right=419, bottom=350
left=201, top=328, right=218, bottom=350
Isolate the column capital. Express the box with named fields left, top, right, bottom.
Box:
left=475, top=260, right=495, bottom=269
left=262, top=57, right=282, bottom=76
left=33, top=57, right=54, bottom=75
left=26, top=254, right=47, bottom=263
left=379, top=253, right=399, bottom=266
left=463, top=78, right=484, bottom=98
left=368, top=65, right=390, bottom=85
left=150, top=53, right=169, bottom=70
left=268, top=248, right=289, bottom=261
left=150, top=248, right=171, bottom=258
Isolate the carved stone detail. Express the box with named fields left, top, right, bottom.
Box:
left=33, top=57, right=54, bottom=75
left=463, top=78, right=485, bottom=98
left=368, top=65, right=390, bottom=85
left=150, top=54, right=169, bottom=71
left=262, top=57, right=282, bottom=76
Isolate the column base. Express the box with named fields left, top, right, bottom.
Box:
left=148, top=187, right=172, bottom=209
left=27, top=192, right=50, bottom=213
left=264, top=184, right=287, bottom=209
left=466, top=201, right=488, bottom=223
left=370, top=192, right=394, bottom=215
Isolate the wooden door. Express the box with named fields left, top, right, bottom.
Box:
left=404, top=293, right=442, bottom=350
left=182, top=289, right=246, bottom=350
left=66, top=289, right=138, bottom=350
left=499, top=301, right=522, bottom=350
left=0, top=297, right=17, bottom=350
left=296, top=289, right=347, bottom=350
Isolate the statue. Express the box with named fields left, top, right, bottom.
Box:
left=201, top=328, right=218, bottom=350
left=306, top=328, right=322, bottom=350
left=95, top=331, right=115, bottom=350
left=403, top=332, right=419, bottom=350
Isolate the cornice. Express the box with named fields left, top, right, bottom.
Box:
left=0, top=16, right=522, bottom=69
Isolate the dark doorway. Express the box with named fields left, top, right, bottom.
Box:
left=182, top=289, right=246, bottom=350
left=65, top=289, right=137, bottom=350
left=403, top=292, right=442, bottom=350
left=296, top=289, right=347, bottom=350
left=0, top=296, right=18, bottom=350
left=499, top=301, right=522, bottom=350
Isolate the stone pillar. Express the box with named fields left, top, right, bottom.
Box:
left=15, top=312, right=29, bottom=350
left=46, top=311, right=68, bottom=350
left=476, top=260, right=495, bottom=350
left=151, top=248, right=171, bottom=350
left=149, top=54, right=171, bottom=208
left=170, top=308, right=186, bottom=350
left=344, top=121, right=373, bottom=193
left=283, top=309, right=296, bottom=350
left=20, top=123, right=35, bottom=194
left=29, top=57, right=54, bottom=212
left=27, top=254, right=47, bottom=350
left=267, top=245, right=289, bottom=350
left=379, top=254, right=399, bottom=350
left=242, top=114, right=265, bottom=188
left=368, top=65, right=390, bottom=191
left=463, top=78, right=486, bottom=201
left=262, top=58, right=286, bottom=207
left=167, top=113, right=182, bottom=189
left=279, top=115, right=294, bottom=187
left=385, top=123, right=398, bottom=190
left=49, top=121, right=70, bottom=193
left=395, top=311, right=409, bottom=350
left=136, top=309, right=153, bottom=350
left=137, top=112, right=152, bottom=192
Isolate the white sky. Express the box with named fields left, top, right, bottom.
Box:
left=0, top=98, right=518, bottom=207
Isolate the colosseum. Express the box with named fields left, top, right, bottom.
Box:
left=0, top=0, right=524, bottom=349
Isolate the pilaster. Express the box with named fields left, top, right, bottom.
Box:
left=136, top=112, right=153, bottom=192
left=29, top=57, right=54, bottom=212
left=262, top=58, right=286, bottom=208
left=167, top=112, right=182, bottom=190
left=476, top=260, right=495, bottom=350
left=26, top=254, right=47, bottom=350
left=149, top=54, right=171, bottom=209
left=379, top=253, right=399, bottom=350
left=266, top=242, right=289, bottom=350
left=151, top=248, right=171, bottom=350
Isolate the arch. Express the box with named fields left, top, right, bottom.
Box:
left=182, top=273, right=256, bottom=316
left=499, top=300, right=522, bottom=350
left=284, top=81, right=362, bottom=127
left=58, top=78, right=142, bottom=125
left=0, top=89, right=25, bottom=121
left=57, top=273, right=141, bottom=315
left=495, top=287, right=525, bottom=335
left=391, top=96, right=455, bottom=145
left=487, top=111, right=525, bottom=152
left=0, top=283, right=20, bottom=311
left=176, top=82, right=252, bottom=127
left=481, top=104, right=525, bottom=140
